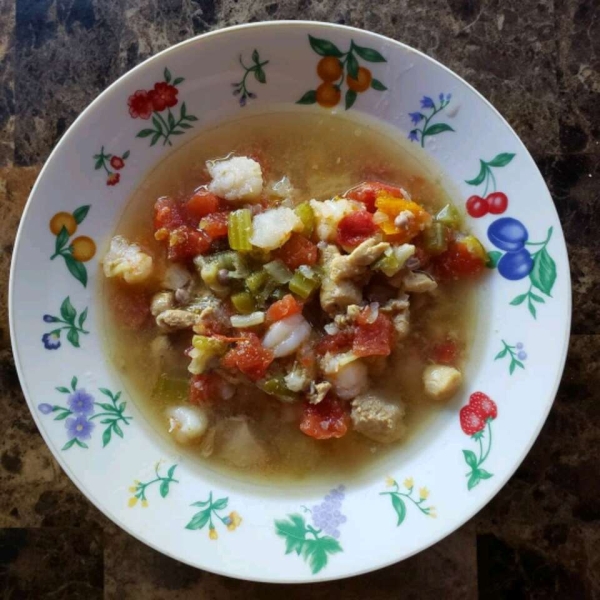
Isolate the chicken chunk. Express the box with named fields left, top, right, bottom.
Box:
left=207, top=156, right=263, bottom=202
left=330, top=237, right=390, bottom=280
left=319, top=245, right=362, bottom=313
left=150, top=291, right=174, bottom=316
left=381, top=294, right=411, bottom=340
left=403, top=271, right=438, bottom=293
left=423, top=365, right=462, bottom=401
left=351, top=392, right=407, bottom=443
left=156, top=309, right=200, bottom=331
left=103, top=235, right=153, bottom=284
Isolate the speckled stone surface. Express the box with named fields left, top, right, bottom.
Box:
left=0, top=1, right=599, bottom=598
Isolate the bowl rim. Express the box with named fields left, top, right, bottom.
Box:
left=9, top=19, right=572, bottom=582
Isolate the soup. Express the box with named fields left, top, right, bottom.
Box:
left=101, top=111, right=485, bottom=482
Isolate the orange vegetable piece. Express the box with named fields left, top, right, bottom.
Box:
left=265, top=294, right=302, bottom=323
left=374, top=192, right=432, bottom=243
left=187, top=189, right=220, bottom=220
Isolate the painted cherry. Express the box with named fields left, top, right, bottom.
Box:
left=486, top=192, right=508, bottom=215
left=466, top=195, right=489, bottom=218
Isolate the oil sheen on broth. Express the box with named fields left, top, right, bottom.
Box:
left=102, top=111, right=477, bottom=483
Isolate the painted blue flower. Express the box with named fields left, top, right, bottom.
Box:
left=43, top=315, right=59, bottom=323
left=38, top=403, right=54, bottom=415
left=42, top=331, right=61, bottom=350
left=409, top=112, right=424, bottom=124
left=420, top=96, right=435, bottom=109
left=517, top=351, right=527, bottom=361
left=67, top=389, right=95, bottom=416
left=516, top=342, right=524, bottom=350
left=66, top=415, right=94, bottom=441
left=408, top=130, right=419, bottom=142
left=239, top=95, right=247, bottom=107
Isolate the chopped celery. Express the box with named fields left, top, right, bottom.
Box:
left=423, top=222, right=448, bottom=255
left=231, top=291, right=256, bottom=314
left=264, top=259, right=293, bottom=284
left=294, top=202, right=315, bottom=237
left=151, top=374, right=188, bottom=403
left=374, top=252, right=401, bottom=277
left=228, top=209, right=253, bottom=251
left=435, top=203, right=461, bottom=228
left=289, top=266, right=321, bottom=299
left=258, top=374, right=297, bottom=401
left=188, top=335, right=227, bottom=375
left=246, top=269, right=268, bottom=294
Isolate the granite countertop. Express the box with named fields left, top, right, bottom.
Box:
left=0, top=1, right=599, bottom=598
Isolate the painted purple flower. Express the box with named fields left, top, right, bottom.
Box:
left=66, top=415, right=94, bottom=440
left=420, top=96, right=435, bottom=109
left=239, top=95, right=247, bottom=107
left=43, top=315, right=59, bottom=323
left=409, top=112, right=424, bottom=124
left=408, top=130, right=419, bottom=142
left=42, top=331, right=61, bottom=350
left=38, top=403, right=54, bottom=415
left=67, top=389, right=95, bottom=416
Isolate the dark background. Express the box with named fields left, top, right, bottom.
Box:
left=0, top=0, right=599, bottom=598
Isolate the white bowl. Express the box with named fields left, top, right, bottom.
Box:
left=9, top=21, right=570, bottom=582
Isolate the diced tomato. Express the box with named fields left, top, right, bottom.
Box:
left=300, top=397, right=350, bottom=440
left=189, top=373, right=223, bottom=405
left=433, top=239, right=486, bottom=280
left=337, top=210, right=378, bottom=248
left=167, top=226, right=211, bottom=262
left=316, top=330, right=355, bottom=355
left=154, top=197, right=188, bottom=232
left=345, top=181, right=405, bottom=212
left=220, top=333, right=274, bottom=381
left=110, top=286, right=150, bottom=330
left=297, top=342, right=316, bottom=370
left=200, top=211, right=230, bottom=240
left=353, top=309, right=395, bottom=357
left=431, top=340, right=460, bottom=365
left=413, top=244, right=431, bottom=269
left=274, top=233, right=318, bottom=270
left=187, top=189, right=220, bottom=220
left=266, top=294, right=303, bottom=323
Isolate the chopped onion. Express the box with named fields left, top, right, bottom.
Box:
left=366, top=302, right=379, bottom=324
left=324, top=322, right=339, bottom=335
left=230, top=312, right=265, bottom=328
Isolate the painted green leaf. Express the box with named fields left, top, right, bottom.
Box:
left=212, top=497, right=228, bottom=511
left=487, top=153, right=515, bottom=168
left=530, top=292, right=545, bottom=303
left=191, top=500, right=210, bottom=508
left=467, top=471, right=481, bottom=490
left=423, top=123, right=454, bottom=136
left=60, top=297, right=76, bottom=323
left=98, top=388, right=113, bottom=399
left=136, top=129, right=155, bottom=138
left=308, top=35, right=343, bottom=57
left=185, top=114, right=198, bottom=122
left=78, top=308, right=88, bottom=328
left=62, top=438, right=77, bottom=451
left=102, top=428, right=112, bottom=447
left=113, top=391, right=122, bottom=402
left=297, top=90, right=317, bottom=105
left=55, top=226, right=70, bottom=254
left=514, top=360, right=525, bottom=370
left=75, top=439, right=88, bottom=449
left=302, top=536, right=342, bottom=574
left=179, top=123, right=193, bottom=129
left=66, top=328, right=80, bottom=348
left=167, top=465, right=177, bottom=479
left=251, top=48, right=259, bottom=64
left=54, top=411, right=71, bottom=421
left=71, top=376, right=78, bottom=390
left=164, top=67, right=171, bottom=83
left=346, top=52, right=359, bottom=80
left=94, top=158, right=103, bottom=170
left=370, top=78, right=387, bottom=91
left=186, top=508, right=211, bottom=530
left=528, top=297, right=537, bottom=319
left=150, top=132, right=161, bottom=146
left=118, top=402, right=126, bottom=412
left=486, top=251, right=502, bottom=268
left=463, top=449, right=478, bottom=469
left=275, top=514, right=307, bottom=555
left=530, top=246, right=556, bottom=297
left=72, top=205, right=90, bottom=224
left=352, top=43, right=386, bottom=62
left=180, top=102, right=187, bottom=117
left=254, top=67, right=266, bottom=84
left=465, top=160, right=488, bottom=186
left=122, top=150, right=130, bottom=160
left=160, top=480, right=170, bottom=498
left=477, top=469, right=493, bottom=480
left=509, top=360, right=516, bottom=375
left=97, top=402, right=117, bottom=412
left=113, top=423, right=124, bottom=438
left=495, top=347, right=508, bottom=360
left=345, top=89, right=357, bottom=110
left=510, top=293, right=527, bottom=306
left=173, top=77, right=184, bottom=86
left=152, top=115, right=163, bottom=132
left=390, top=494, right=406, bottom=526
left=63, top=255, right=87, bottom=287
left=56, top=386, right=70, bottom=393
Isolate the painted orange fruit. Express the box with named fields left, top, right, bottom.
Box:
left=49, top=212, right=77, bottom=236
left=347, top=67, right=372, bottom=92
left=71, top=236, right=96, bottom=262
left=317, top=56, right=343, bottom=82
left=316, top=82, right=341, bottom=108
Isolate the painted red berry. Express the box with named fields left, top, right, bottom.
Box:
left=466, top=195, right=489, bottom=218
left=460, top=404, right=486, bottom=435
left=486, top=192, right=508, bottom=215
left=469, top=392, right=497, bottom=420
left=110, top=156, right=125, bottom=170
